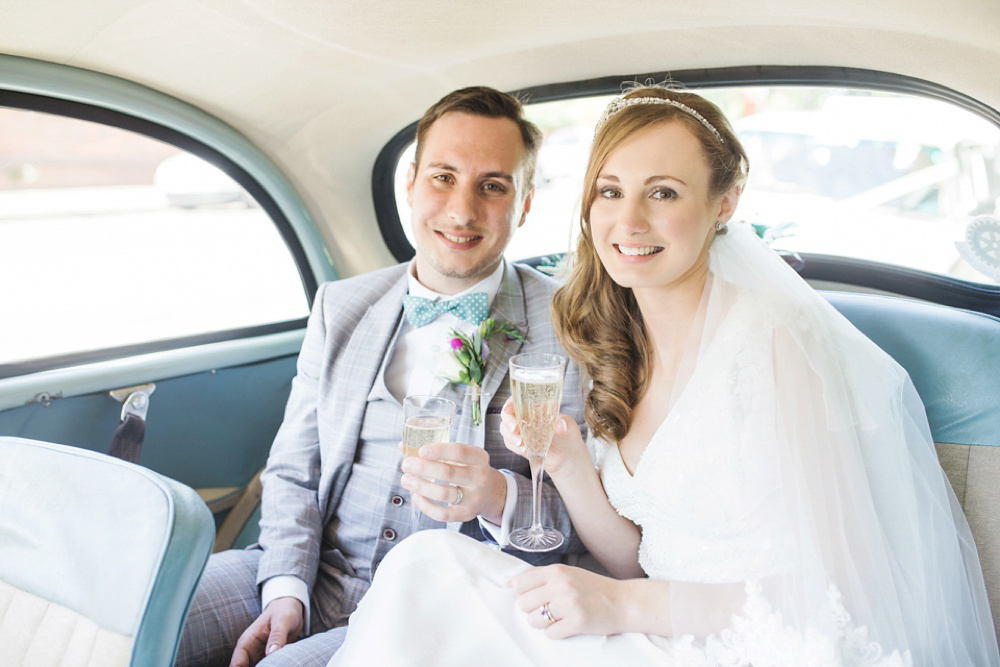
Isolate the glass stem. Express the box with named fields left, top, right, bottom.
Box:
left=530, top=456, right=545, bottom=532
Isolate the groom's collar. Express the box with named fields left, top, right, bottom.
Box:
left=405, top=260, right=505, bottom=308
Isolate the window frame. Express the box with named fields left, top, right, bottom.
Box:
left=373, top=66, right=1000, bottom=316
left=0, top=56, right=335, bottom=379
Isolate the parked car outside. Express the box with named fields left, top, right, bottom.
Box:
left=154, top=152, right=253, bottom=208
left=734, top=94, right=1000, bottom=281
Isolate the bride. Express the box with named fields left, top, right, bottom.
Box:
left=328, top=85, right=999, bottom=665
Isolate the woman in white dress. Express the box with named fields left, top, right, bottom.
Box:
left=329, top=86, right=999, bottom=666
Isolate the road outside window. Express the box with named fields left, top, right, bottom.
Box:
left=0, top=108, right=309, bottom=366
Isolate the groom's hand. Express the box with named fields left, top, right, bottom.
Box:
left=229, top=597, right=304, bottom=667
left=400, top=442, right=507, bottom=523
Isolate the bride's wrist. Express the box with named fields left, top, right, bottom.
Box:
left=545, top=449, right=593, bottom=485
left=619, top=578, right=672, bottom=637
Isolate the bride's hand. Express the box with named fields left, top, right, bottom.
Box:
left=508, top=564, right=629, bottom=639
left=499, top=398, right=587, bottom=477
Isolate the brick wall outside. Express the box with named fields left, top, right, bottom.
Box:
left=0, top=107, right=180, bottom=190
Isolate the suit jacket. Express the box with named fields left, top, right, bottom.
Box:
left=255, top=261, right=587, bottom=598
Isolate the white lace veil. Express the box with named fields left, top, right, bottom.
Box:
left=662, top=222, right=998, bottom=665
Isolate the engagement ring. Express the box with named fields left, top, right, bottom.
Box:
left=540, top=603, right=556, bottom=625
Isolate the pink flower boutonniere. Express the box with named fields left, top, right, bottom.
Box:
left=437, top=318, right=525, bottom=425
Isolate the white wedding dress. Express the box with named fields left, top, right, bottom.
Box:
left=329, top=224, right=998, bottom=667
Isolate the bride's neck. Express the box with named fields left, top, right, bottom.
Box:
left=633, top=270, right=707, bottom=364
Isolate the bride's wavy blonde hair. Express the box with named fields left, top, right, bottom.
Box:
left=553, top=85, right=749, bottom=441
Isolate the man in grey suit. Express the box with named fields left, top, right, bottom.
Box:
left=175, top=86, right=586, bottom=667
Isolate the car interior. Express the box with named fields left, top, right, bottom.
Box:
left=1, top=1, right=999, bottom=664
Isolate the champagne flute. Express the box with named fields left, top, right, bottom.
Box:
left=401, top=395, right=456, bottom=520
left=507, top=353, right=566, bottom=552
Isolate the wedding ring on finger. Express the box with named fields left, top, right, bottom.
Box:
left=540, top=602, right=556, bottom=625
left=451, top=486, right=464, bottom=506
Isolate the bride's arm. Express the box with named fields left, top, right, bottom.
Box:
left=500, top=402, right=643, bottom=579
left=546, top=418, right=644, bottom=579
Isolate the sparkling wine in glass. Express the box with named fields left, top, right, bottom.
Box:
left=507, top=353, right=566, bottom=552
left=401, top=395, right=456, bottom=519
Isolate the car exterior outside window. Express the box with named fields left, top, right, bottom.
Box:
left=0, top=107, right=310, bottom=366
left=392, top=87, right=1000, bottom=286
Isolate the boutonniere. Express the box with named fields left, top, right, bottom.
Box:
left=436, top=318, right=526, bottom=425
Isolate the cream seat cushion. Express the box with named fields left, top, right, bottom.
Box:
left=0, top=580, right=130, bottom=667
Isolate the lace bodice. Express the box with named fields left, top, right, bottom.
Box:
left=596, top=292, right=797, bottom=583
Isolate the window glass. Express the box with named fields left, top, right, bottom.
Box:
left=392, top=87, right=1000, bottom=285
left=0, top=107, right=309, bottom=365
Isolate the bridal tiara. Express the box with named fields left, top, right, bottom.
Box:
left=594, top=96, right=724, bottom=144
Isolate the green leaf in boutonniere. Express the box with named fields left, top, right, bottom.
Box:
left=435, top=318, right=525, bottom=425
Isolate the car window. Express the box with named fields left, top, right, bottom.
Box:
left=0, top=107, right=310, bottom=366
left=391, top=87, right=1000, bottom=285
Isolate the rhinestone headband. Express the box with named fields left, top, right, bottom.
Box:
left=594, top=96, right=724, bottom=144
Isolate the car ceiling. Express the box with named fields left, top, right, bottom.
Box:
left=2, top=0, right=999, bottom=278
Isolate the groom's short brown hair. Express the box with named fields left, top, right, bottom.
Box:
left=413, top=86, right=542, bottom=189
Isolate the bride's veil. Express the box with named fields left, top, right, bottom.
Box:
left=663, top=222, right=998, bottom=664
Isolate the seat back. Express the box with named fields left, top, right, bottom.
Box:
left=825, top=291, right=1000, bottom=636
left=0, top=437, right=214, bottom=667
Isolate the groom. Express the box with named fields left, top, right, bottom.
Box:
left=175, top=86, right=586, bottom=667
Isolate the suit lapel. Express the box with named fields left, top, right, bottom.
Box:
left=455, top=262, right=527, bottom=447
left=355, top=275, right=408, bottom=392
left=325, top=273, right=407, bottom=470
left=481, top=261, right=528, bottom=401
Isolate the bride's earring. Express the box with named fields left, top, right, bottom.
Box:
left=715, top=221, right=728, bottom=235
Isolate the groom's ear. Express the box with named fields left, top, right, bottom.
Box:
left=406, top=161, right=416, bottom=207
left=516, top=187, right=534, bottom=228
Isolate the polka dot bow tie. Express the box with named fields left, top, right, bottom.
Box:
left=401, top=292, right=489, bottom=328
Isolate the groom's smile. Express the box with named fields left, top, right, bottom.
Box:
left=438, top=230, right=484, bottom=246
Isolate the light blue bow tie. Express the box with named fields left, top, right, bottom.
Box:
left=402, top=292, right=489, bottom=328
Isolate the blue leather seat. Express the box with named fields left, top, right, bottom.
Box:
left=0, top=437, right=214, bottom=667
left=826, top=291, right=1000, bottom=447
left=824, top=291, right=1000, bottom=635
